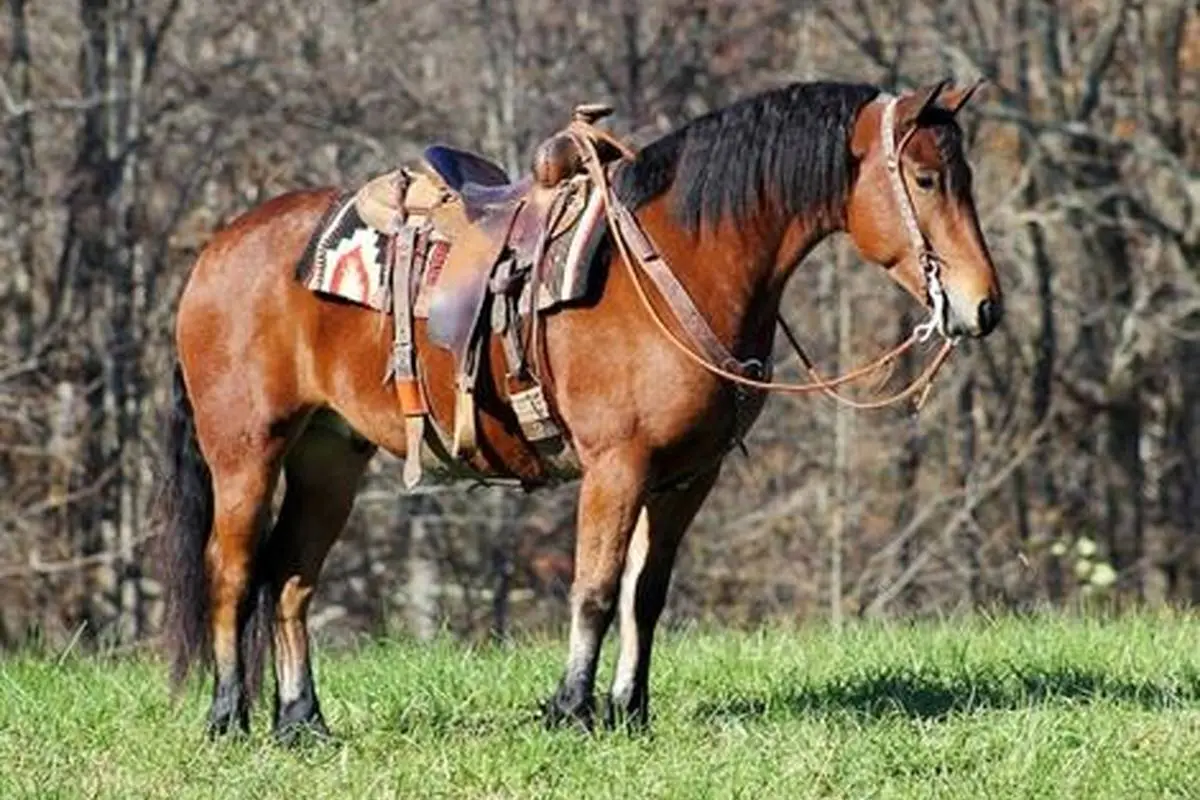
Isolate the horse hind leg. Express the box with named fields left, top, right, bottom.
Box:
left=205, top=449, right=289, bottom=737
left=165, top=350, right=301, bottom=738
left=261, top=414, right=375, bottom=745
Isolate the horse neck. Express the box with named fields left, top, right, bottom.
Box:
left=635, top=197, right=841, bottom=361
left=745, top=212, right=843, bottom=355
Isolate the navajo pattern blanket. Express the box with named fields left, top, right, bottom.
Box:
left=295, top=177, right=607, bottom=319
left=298, top=197, right=394, bottom=312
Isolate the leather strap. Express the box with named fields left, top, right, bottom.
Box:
left=391, top=224, right=420, bottom=393
left=389, top=218, right=433, bottom=489
left=609, top=201, right=753, bottom=375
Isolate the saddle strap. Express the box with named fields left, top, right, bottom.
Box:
left=390, top=214, right=431, bottom=489
left=491, top=285, right=579, bottom=480
left=391, top=225, right=419, bottom=384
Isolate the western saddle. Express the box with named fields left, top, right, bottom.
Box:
left=352, top=103, right=629, bottom=488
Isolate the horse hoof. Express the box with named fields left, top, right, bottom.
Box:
left=273, top=716, right=335, bottom=748
left=273, top=705, right=334, bottom=748
left=602, top=696, right=650, bottom=734
left=541, top=695, right=594, bottom=732
left=204, top=711, right=250, bottom=740
left=205, top=680, right=250, bottom=740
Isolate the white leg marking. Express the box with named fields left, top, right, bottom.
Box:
left=564, top=601, right=594, bottom=680
left=275, top=622, right=302, bottom=706
left=611, top=507, right=650, bottom=703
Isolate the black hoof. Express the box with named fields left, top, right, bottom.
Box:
left=273, top=696, right=333, bottom=748
left=541, top=692, right=595, bottom=732
left=602, top=695, right=650, bottom=734
left=206, top=683, right=250, bottom=740
left=274, top=716, right=335, bottom=748
left=205, top=707, right=250, bottom=740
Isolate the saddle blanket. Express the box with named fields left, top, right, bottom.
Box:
left=298, top=197, right=393, bottom=312
left=295, top=176, right=608, bottom=318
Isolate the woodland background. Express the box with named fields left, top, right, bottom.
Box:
left=1, top=0, right=1197, bottom=651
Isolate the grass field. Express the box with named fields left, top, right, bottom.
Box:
left=3, top=611, right=1200, bottom=798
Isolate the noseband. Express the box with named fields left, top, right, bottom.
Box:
left=879, top=95, right=952, bottom=343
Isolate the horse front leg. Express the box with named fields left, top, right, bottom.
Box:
left=543, top=448, right=648, bottom=731
left=606, top=467, right=721, bottom=730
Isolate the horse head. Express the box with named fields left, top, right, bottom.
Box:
left=847, top=80, right=1003, bottom=339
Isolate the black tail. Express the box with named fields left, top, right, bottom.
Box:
left=159, top=363, right=215, bottom=693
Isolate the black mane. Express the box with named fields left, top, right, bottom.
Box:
left=613, top=81, right=882, bottom=233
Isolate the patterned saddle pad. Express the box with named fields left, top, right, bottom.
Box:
left=295, top=170, right=607, bottom=319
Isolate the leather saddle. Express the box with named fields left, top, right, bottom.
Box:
left=421, top=111, right=622, bottom=436
left=354, top=104, right=625, bottom=468
left=424, top=177, right=554, bottom=354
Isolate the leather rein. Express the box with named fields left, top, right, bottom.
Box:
left=563, top=93, right=958, bottom=411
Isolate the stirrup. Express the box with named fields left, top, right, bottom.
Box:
left=452, top=387, right=478, bottom=458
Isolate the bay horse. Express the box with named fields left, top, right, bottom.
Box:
left=160, top=79, right=1002, bottom=742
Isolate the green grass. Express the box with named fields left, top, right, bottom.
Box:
left=4, top=611, right=1200, bottom=798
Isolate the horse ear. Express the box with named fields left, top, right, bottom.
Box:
left=939, top=78, right=987, bottom=114
left=896, top=79, right=949, bottom=132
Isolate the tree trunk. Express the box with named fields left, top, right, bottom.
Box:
left=828, top=244, right=854, bottom=628
left=5, top=0, right=37, bottom=354
left=957, top=371, right=981, bottom=604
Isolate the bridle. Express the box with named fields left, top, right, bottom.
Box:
left=880, top=94, right=953, bottom=344
left=561, top=92, right=958, bottom=412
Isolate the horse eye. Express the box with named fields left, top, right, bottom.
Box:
left=914, top=173, right=937, bottom=191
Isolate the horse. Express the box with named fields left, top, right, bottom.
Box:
left=159, top=78, right=1003, bottom=742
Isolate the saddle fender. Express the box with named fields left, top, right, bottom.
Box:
left=425, top=202, right=523, bottom=358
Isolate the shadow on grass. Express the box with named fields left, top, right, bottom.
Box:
left=694, top=664, right=1200, bottom=724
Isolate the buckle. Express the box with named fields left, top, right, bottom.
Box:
left=723, top=356, right=767, bottom=381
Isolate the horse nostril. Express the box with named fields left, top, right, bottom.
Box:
left=977, top=296, right=1003, bottom=335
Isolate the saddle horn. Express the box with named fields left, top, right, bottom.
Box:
left=572, top=103, right=614, bottom=124
left=533, top=103, right=622, bottom=187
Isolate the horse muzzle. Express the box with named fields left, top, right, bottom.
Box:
left=946, top=291, right=1003, bottom=338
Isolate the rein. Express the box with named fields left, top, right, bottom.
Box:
left=562, top=94, right=956, bottom=411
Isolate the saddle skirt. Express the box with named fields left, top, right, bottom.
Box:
left=296, top=189, right=394, bottom=312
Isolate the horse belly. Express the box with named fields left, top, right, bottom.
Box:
left=308, top=303, right=562, bottom=486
